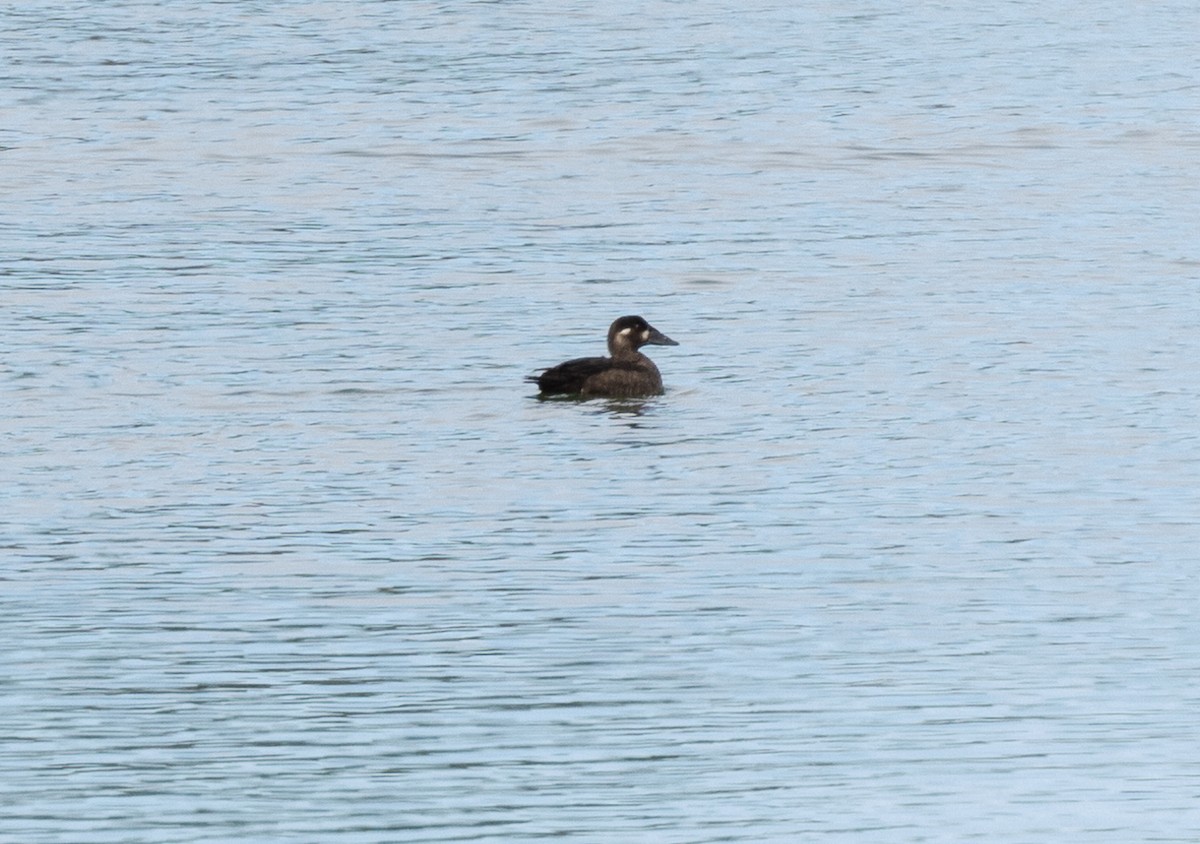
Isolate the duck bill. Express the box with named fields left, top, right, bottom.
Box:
left=646, top=326, right=679, bottom=346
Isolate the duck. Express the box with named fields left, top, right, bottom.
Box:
left=528, top=315, right=679, bottom=398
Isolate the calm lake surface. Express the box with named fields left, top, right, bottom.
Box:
left=4, top=1, right=1200, bottom=841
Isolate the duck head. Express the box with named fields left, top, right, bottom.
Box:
left=606, top=315, right=679, bottom=356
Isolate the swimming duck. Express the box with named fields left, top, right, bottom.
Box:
left=528, top=315, right=679, bottom=398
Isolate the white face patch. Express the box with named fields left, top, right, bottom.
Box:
left=618, top=327, right=633, bottom=338
left=641, top=329, right=650, bottom=341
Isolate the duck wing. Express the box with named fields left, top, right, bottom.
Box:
left=529, top=356, right=612, bottom=394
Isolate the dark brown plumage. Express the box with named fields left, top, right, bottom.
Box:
left=527, top=315, right=679, bottom=398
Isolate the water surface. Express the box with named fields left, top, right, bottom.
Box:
left=4, top=1, right=1200, bottom=841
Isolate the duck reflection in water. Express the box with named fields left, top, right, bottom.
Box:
left=528, top=315, right=679, bottom=399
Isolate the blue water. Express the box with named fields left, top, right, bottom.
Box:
left=4, top=2, right=1200, bottom=841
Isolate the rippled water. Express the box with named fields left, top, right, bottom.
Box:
left=5, top=1, right=1200, bottom=841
